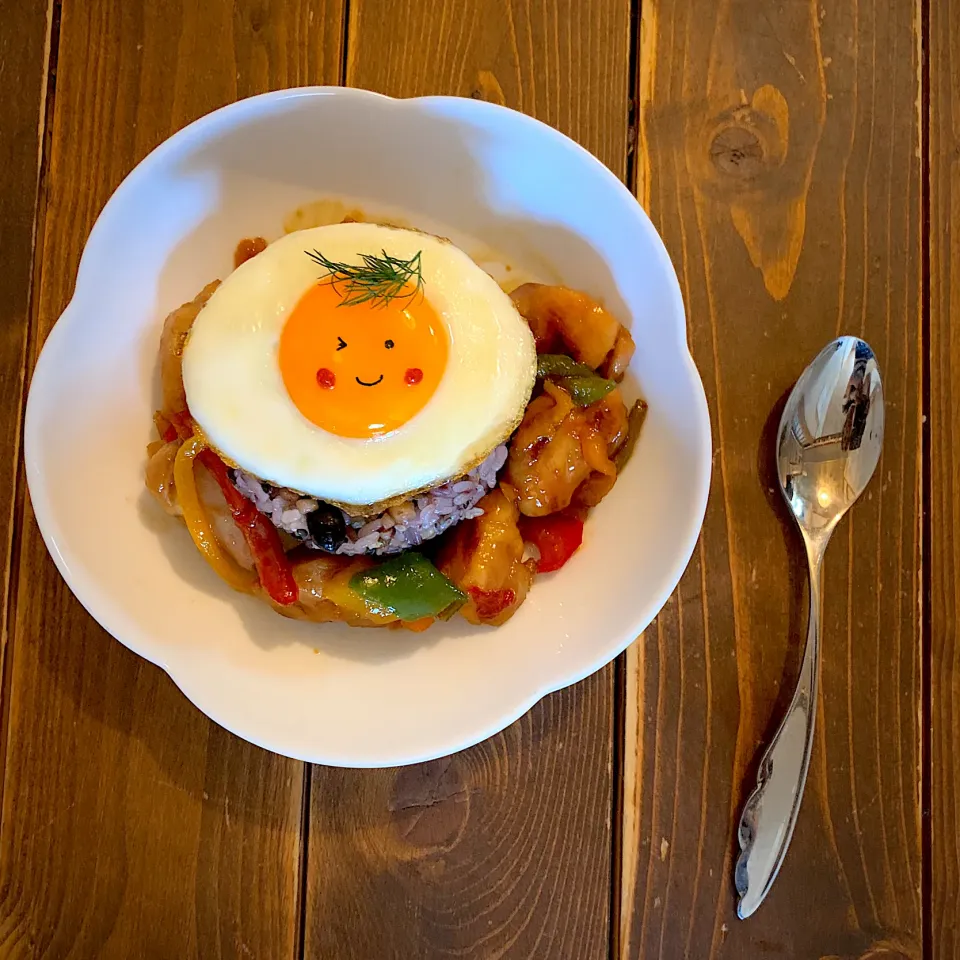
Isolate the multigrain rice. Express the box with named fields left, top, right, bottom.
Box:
left=232, top=444, right=508, bottom=557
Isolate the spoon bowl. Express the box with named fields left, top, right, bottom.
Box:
left=778, top=337, right=884, bottom=544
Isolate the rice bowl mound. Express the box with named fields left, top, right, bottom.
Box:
left=233, top=444, right=508, bottom=556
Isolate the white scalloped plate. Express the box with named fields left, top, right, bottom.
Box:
left=25, top=88, right=711, bottom=767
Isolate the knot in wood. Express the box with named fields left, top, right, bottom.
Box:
left=248, top=4, right=266, bottom=32
left=710, top=126, right=765, bottom=180
left=470, top=70, right=506, bottom=107
left=389, top=758, right=469, bottom=851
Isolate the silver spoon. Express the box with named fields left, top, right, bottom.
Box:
left=734, top=336, right=884, bottom=919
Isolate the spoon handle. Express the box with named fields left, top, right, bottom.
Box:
left=734, top=544, right=824, bottom=918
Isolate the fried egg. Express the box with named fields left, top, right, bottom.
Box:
left=181, top=223, right=537, bottom=510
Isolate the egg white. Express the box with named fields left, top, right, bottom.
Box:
left=181, top=223, right=537, bottom=509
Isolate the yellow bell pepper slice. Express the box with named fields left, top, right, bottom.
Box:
left=323, top=562, right=398, bottom=624
left=174, top=435, right=256, bottom=594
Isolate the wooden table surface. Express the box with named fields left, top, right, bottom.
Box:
left=0, top=0, right=950, bottom=957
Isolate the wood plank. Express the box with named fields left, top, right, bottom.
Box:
left=622, top=1, right=923, bottom=957
left=0, top=1, right=344, bottom=956
left=0, top=0, right=50, bottom=706
left=307, top=675, right=614, bottom=959
left=930, top=0, right=959, bottom=955
left=345, top=0, right=630, bottom=180
left=305, top=2, right=631, bottom=957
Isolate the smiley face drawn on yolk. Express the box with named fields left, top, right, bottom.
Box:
left=278, top=281, right=448, bottom=438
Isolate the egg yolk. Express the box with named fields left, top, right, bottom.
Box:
left=278, top=281, right=448, bottom=438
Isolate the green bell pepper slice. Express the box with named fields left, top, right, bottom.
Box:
left=560, top=375, right=617, bottom=407
left=536, top=354, right=616, bottom=406
left=349, top=552, right=466, bottom=622
left=536, top=354, right=595, bottom=378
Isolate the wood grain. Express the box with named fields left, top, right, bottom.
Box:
left=306, top=674, right=614, bottom=959
left=0, top=1, right=344, bottom=956
left=623, top=1, right=923, bottom=957
left=344, top=0, right=630, bottom=180
left=929, top=0, right=959, bottom=955
left=304, top=2, right=630, bottom=957
left=0, top=0, right=51, bottom=715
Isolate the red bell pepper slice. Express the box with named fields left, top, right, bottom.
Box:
left=197, top=449, right=298, bottom=605
left=517, top=512, right=584, bottom=573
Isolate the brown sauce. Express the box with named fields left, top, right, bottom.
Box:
left=234, top=236, right=268, bottom=269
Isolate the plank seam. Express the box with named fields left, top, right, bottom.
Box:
left=615, top=1, right=642, bottom=954
left=624, top=0, right=641, bottom=199
left=295, top=763, right=313, bottom=960
left=610, top=653, right=626, bottom=960
left=0, top=0, right=62, bottom=835
left=339, top=0, right=351, bottom=86
left=920, top=0, right=932, bottom=952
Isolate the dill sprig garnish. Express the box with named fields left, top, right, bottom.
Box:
left=305, top=248, right=424, bottom=308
